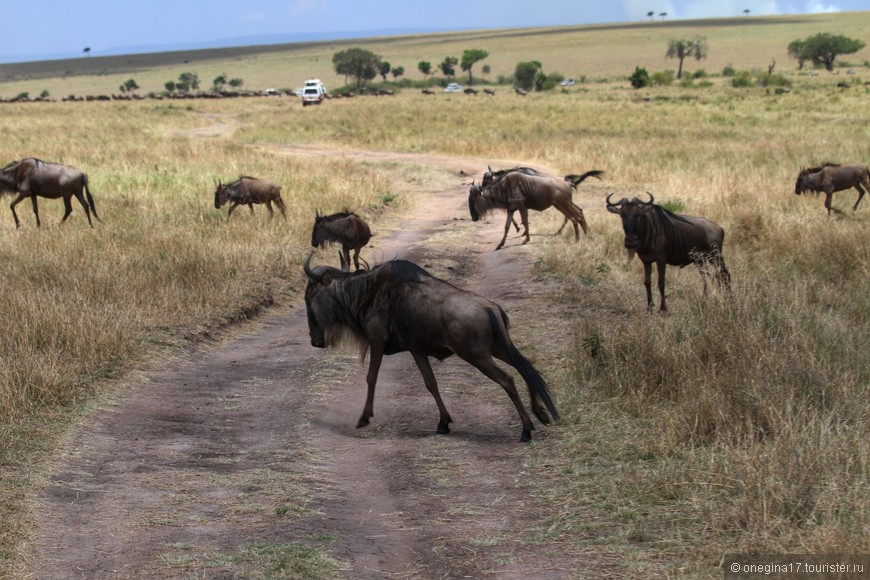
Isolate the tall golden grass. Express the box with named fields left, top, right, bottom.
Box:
left=1, top=21, right=868, bottom=574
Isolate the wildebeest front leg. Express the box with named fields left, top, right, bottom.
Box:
left=496, top=211, right=515, bottom=249
left=411, top=353, right=453, bottom=434
left=227, top=202, right=240, bottom=218
left=824, top=191, right=843, bottom=215
left=247, top=203, right=255, bottom=215
left=519, top=208, right=530, bottom=244
left=358, top=345, right=384, bottom=429
left=656, top=261, right=668, bottom=312
left=9, top=193, right=28, bottom=228
left=643, top=261, right=655, bottom=312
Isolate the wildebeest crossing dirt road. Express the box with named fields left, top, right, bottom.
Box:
left=25, top=142, right=622, bottom=578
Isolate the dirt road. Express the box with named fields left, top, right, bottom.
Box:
left=25, top=143, right=618, bottom=578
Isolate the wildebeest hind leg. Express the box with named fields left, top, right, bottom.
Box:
left=72, top=191, right=94, bottom=226
left=472, top=357, right=535, bottom=442
left=555, top=215, right=569, bottom=234
left=853, top=184, right=865, bottom=211
left=497, top=211, right=515, bottom=249
left=411, top=353, right=453, bottom=434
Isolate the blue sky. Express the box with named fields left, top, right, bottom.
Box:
left=2, top=0, right=866, bottom=63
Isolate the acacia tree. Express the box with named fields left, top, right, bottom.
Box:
left=666, top=36, right=708, bottom=79
left=439, top=56, right=458, bottom=78
left=333, top=47, right=381, bottom=91
left=460, top=49, right=489, bottom=85
left=418, top=61, right=432, bottom=77
left=787, top=33, right=865, bottom=71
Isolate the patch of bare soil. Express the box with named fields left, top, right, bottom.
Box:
left=24, top=140, right=625, bottom=578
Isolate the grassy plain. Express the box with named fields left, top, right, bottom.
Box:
left=1, top=11, right=869, bottom=577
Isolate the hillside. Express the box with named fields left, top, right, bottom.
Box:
left=1, top=12, right=868, bottom=97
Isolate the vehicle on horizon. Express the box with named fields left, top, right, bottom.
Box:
left=301, top=78, right=327, bottom=106
left=444, top=83, right=462, bottom=93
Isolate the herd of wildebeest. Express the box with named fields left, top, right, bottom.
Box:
left=1, top=156, right=868, bottom=440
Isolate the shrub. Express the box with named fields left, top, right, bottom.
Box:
left=722, top=65, right=736, bottom=77
left=651, top=70, right=675, bottom=86
left=629, top=66, right=650, bottom=89
left=732, top=71, right=754, bottom=87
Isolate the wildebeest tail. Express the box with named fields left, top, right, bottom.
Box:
left=83, top=174, right=101, bottom=222
left=487, top=308, right=559, bottom=421
left=564, top=170, right=604, bottom=186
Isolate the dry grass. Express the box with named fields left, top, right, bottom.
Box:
left=1, top=13, right=869, bottom=576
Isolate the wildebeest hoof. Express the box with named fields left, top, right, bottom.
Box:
left=520, top=429, right=532, bottom=443
left=356, top=417, right=370, bottom=429
left=436, top=421, right=451, bottom=434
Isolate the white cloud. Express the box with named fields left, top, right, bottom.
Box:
left=804, top=1, right=842, bottom=13
left=289, top=0, right=328, bottom=16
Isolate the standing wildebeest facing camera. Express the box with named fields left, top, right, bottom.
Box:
left=213, top=176, right=286, bottom=219
left=794, top=163, right=870, bottom=215
left=0, top=158, right=100, bottom=228
left=310, top=210, right=372, bottom=271
left=469, top=167, right=603, bottom=250
left=606, top=192, right=730, bottom=312
left=303, top=254, right=559, bottom=442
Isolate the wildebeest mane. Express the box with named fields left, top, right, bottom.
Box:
left=640, top=203, right=713, bottom=264
left=803, top=162, right=840, bottom=175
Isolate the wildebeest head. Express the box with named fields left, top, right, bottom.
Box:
left=310, top=210, right=328, bottom=247
left=606, top=192, right=655, bottom=258
left=468, top=181, right=483, bottom=222
left=794, top=167, right=812, bottom=195
left=303, top=252, right=354, bottom=349
left=213, top=180, right=229, bottom=208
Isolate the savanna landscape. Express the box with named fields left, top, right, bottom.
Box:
left=1, top=12, right=869, bottom=578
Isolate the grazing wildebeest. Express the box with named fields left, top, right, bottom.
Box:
left=421, top=89, right=435, bottom=95
left=310, top=210, right=372, bottom=270
left=515, top=88, right=528, bottom=96
left=483, top=88, right=496, bottom=96
left=303, top=254, right=558, bottom=442
left=213, top=176, right=286, bottom=219
left=794, top=163, right=870, bottom=215
left=469, top=167, right=603, bottom=250
left=0, top=158, right=100, bottom=228
left=606, top=192, right=730, bottom=312
left=464, top=87, right=479, bottom=95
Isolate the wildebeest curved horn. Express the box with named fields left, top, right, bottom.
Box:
left=303, top=252, right=325, bottom=282
left=605, top=192, right=626, bottom=213
left=643, top=191, right=654, bottom=205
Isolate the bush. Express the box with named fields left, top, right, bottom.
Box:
left=758, top=73, right=792, bottom=88
left=722, top=65, right=736, bottom=77
left=732, top=71, right=754, bottom=87
left=629, top=66, right=650, bottom=89
left=651, top=70, right=675, bottom=86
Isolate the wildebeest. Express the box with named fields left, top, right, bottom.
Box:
left=483, top=88, right=496, bottom=96
left=794, top=163, right=869, bottom=215
left=469, top=167, right=603, bottom=250
left=303, top=254, right=558, bottom=442
left=0, top=158, right=100, bottom=228
left=213, top=176, right=286, bottom=219
left=310, top=210, right=372, bottom=270
left=606, top=192, right=730, bottom=312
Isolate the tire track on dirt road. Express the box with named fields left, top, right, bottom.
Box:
left=26, top=130, right=622, bottom=578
